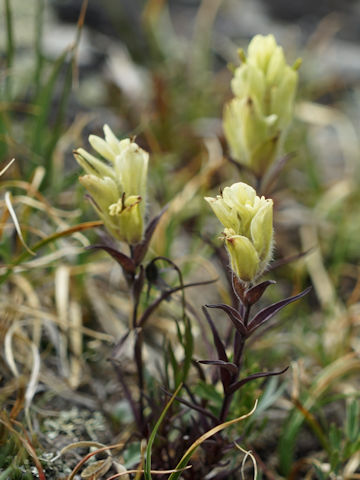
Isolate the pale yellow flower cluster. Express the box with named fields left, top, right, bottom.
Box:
left=224, top=34, right=300, bottom=176
left=205, top=182, right=273, bottom=283
left=75, top=35, right=296, bottom=281
left=74, top=125, right=148, bottom=245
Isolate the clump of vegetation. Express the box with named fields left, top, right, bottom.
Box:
left=1, top=1, right=360, bottom=479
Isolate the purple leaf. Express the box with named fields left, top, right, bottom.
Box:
left=228, top=366, right=289, bottom=394
left=248, top=286, right=311, bottom=334
left=87, top=244, right=136, bottom=274
left=132, top=205, right=168, bottom=266
left=245, top=280, right=276, bottom=306
left=231, top=273, right=246, bottom=303
left=198, top=360, right=238, bottom=375
left=205, top=303, right=248, bottom=336
left=201, top=307, right=228, bottom=363
left=202, top=306, right=232, bottom=391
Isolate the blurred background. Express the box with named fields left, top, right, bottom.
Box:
left=2, top=0, right=360, bottom=185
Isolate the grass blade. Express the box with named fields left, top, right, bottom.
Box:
left=33, top=0, right=45, bottom=96
left=279, top=354, right=360, bottom=474
left=144, top=383, right=183, bottom=480
left=4, top=0, right=14, bottom=100
left=168, top=399, right=258, bottom=480
left=0, top=219, right=103, bottom=285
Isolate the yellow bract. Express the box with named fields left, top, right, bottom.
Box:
left=205, top=182, right=273, bottom=283
left=224, top=34, right=300, bottom=176
left=74, top=125, right=148, bottom=245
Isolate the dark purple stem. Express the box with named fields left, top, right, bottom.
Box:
left=219, top=302, right=250, bottom=423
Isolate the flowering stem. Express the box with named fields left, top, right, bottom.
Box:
left=219, top=335, right=246, bottom=423
left=132, top=291, right=139, bottom=329
left=243, top=302, right=251, bottom=327
left=219, top=302, right=250, bottom=423
left=134, top=330, right=146, bottom=434
left=234, top=331, right=245, bottom=367
left=219, top=392, right=232, bottom=424
left=129, top=263, right=147, bottom=433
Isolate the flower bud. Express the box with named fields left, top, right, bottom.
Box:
left=205, top=182, right=273, bottom=283
left=247, top=34, right=279, bottom=73
left=75, top=125, right=148, bottom=244
left=224, top=231, right=260, bottom=283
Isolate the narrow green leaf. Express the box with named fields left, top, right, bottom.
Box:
left=346, top=400, right=359, bottom=443
left=144, top=383, right=182, bottom=480
left=167, top=341, right=180, bottom=388
left=44, top=59, right=73, bottom=183
left=4, top=0, right=14, bottom=100
left=31, top=49, right=68, bottom=159
left=33, top=0, right=45, bottom=96
left=278, top=355, right=360, bottom=475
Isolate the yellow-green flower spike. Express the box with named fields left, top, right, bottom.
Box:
left=205, top=182, right=273, bottom=283
left=75, top=125, right=148, bottom=245
left=224, top=34, right=300, bottom=177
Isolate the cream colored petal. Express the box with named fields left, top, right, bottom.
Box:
left=266, top=46, right=286, bottom=85
left=79, top=175, right=119, bottom=214
left=270, top=67, right=297, bottom=128
left=115, top=143, right=148, bottom=207
left=248, top=34, right=277, bottom=72
left=74, top=148, right=115, bottom=179
left=103, top=124, right=120, bottom=151
left=205, top=195, right=240, bottom=231
left=250, top=200, right=273, bottom=263
left=89, top=135, right=116, bottom=162
left=103, top=125, right=132, bottom=155
left=225, top=233, right=260, bottom=283
left=221, top=183, right=257, bottom=235
left=232, top=63, right=266, bottom=105
left=225, top=182, right=256, bottom=207
left=223, top=99, right=248, bottom=165
left=239, top=97, right=268, bottom=154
